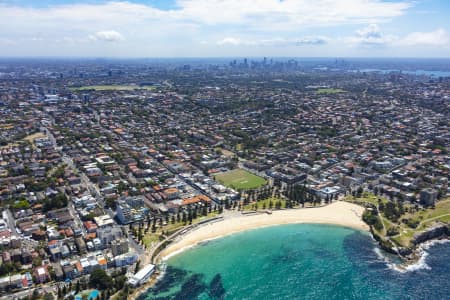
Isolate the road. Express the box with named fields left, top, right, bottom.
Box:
left=1, top=282, right=62, bottom=300
left=68, top=203, right=86, bottom=237
left=62, top=149, right=144, bottom=257
left=62, top=155, right=107, bottom=210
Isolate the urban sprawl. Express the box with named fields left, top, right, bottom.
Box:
left=0, top=58, right=449, bottom=299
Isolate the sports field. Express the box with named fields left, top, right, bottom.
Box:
left=317, top=88, right=345, bottom=94
left=215, top=169, right=267, bottom=190
left=70, top=85, right=155, bottom=91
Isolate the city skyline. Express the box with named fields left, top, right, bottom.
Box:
left=0, top=0, right=449, bottom=58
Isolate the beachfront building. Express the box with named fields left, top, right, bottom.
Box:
left=420, top=188, right=438, bottom=206
left=116, top=197, right=148, bottom=224
left=128, top=264, right=155, bottom=287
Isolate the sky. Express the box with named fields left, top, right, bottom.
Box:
left=0, top=0, right=449, bottom=57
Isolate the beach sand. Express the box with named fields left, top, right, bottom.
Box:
left=159, top=201, right=368, bottom=260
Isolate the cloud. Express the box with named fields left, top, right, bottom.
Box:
left=345, top=25, right=449, bottom=50
left=399, top=29, right=449, bottom=46
left=349, top=24, right=394, bottom=46
left=0, top=0, right=424, bottom=56
left=216, top=36, right=328, bottom=47
left=217, top=37, right=241, bottom=46
left=0, top=0, right=412, bottom=36
left=177, top=0, right=411, bottom=28
left=297, top=36, right=328, bottom=45
left=0, top=37, right=16, bottom=45
left=89, top=30, right=124, bottom=42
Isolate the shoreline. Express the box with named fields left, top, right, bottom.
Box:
left=158, top=201, right=369, bottom=261
left=132, top=201, right=368, bottom=299
left=381, top=238, right=450, bottom=273
left=133, top=201, right=449, bottom=299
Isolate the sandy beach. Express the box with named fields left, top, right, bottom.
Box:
left=159, top=201, right=368, bottom=260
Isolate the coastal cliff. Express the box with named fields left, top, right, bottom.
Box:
left=370, top=222, right=450, bottom=263
left=412, top=224, right=449, bottom=245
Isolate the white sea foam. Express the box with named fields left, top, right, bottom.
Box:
left=420, top=238, right=450, bottom=250
left=156, top=263, right=167, bottom=280
left=373, top=247, right=406, bottom=272
left=375, top=239, right=450, bottom=273
left=401, top=251, right=431, bottom=272
left=373, top=247, right=388, bottom=261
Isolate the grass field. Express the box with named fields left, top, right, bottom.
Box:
left=317, top=88, right=345, bottom=94
left=215, top=147, right=235, bottom=158
left=0, top=132, right=47, bottom=150
left=142, top=212, right=219, bottom=248
left=243, top=197, right=287, bottom=211
left=215, top=169, right=267, bottom=190
left=70, top=85, right=156, bottom=91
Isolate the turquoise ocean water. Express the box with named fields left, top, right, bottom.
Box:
left=140, top=224, right=450, bottom=300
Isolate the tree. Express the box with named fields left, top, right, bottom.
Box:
left=356, top=186, right=363, bottom=197
left=387, top=226, right=399, bottom=236
left=275, top=200, right=281, bottom=210
left=188, top=209, right=193, bottom=224
left=43, top=192, right=68, bottom=212
left=80, top=277, right=88, bottom=290
left=378, top=201, right=385, bottom=212
left=384, top=202, right=400, bottom=222
left=31, top=289, right=40, bottom=300
left=135, top=260, right=141, bottom=273
left=43, top=293, right=55, bottom=300
left=362, top=210, right=383, bottom=231
left=89, top=269, right=113, bottom=290
left=138, top=227, right=142, bottom=242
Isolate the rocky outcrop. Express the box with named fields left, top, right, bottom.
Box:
left=397, top=247, right=413, bottom=256
left=412, top=224, right=449, bottom=245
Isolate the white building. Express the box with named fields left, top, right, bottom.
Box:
left=128, top=264, right=155, bottom=287
left=114, top=252, right=138, bottom=267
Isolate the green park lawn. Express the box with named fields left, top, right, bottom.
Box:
left=242, top=197, right=287, bottom=211
left=70, top=85, right=156, bottom=91
left=347, top=194, right=450, bottom=247
left=215, top=169, right=267, bottom=190
left=317, top=88, right=345, bottom=94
